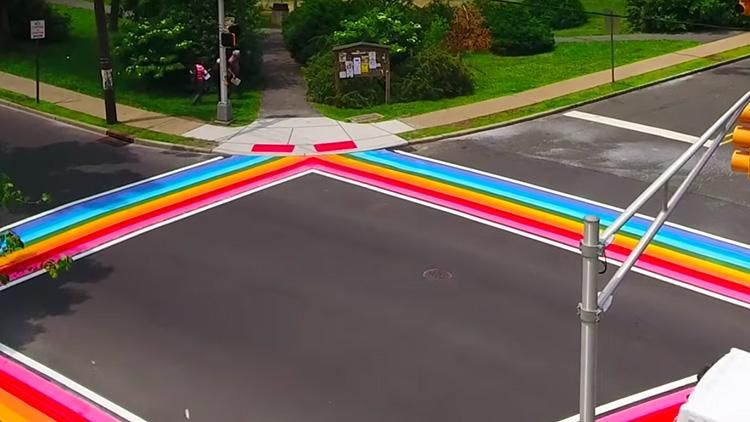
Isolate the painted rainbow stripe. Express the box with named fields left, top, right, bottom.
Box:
left=0, top=352, right=118, bottom=421
left=0, top=149, right=747, bottom=420
left=0, top=150, right=749, bottom=307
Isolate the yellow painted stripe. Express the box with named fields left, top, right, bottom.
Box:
left=0, top=157, right=303, bottom=271
left=327, top=155, right=750, bottom=286
left=0, top=387, right=56, bottom=422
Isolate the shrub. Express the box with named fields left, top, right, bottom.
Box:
left=395, top=47, right=474, bottom=101
left=524, top=0, right=588, bottom=30
left=627, top=0, right=742, bottom=32
left=6, top=0, right=70, bottom=42
left=113, top=18, right=194, bottom=83
left=483, top=3, right=554, bottom=56
left=283, top=0, right=371, bottom=64
left=444, top=3, right=492, bottom=53
left=423, top=17, right=450, bottom=48
left=332, top=6, right=423, bottom=61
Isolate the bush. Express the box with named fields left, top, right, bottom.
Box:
left=113, top=18, right=194, bottom=84
left=444, top=3, right=492, bottom=53
left=332, top=6, right=423, bottom=61
left=627, top=0, right=742, bottom=32
left=395, top=47, right=473, bottom=101
left=283, top=0, right=371, bottom=64
left=6, top=0, right=70, bottom=42
left=524, top=0, right=588, bottom=30
left=483, top=3, right=554, bottom=56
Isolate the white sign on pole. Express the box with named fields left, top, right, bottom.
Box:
left=30, top=20, right=45, bottom=40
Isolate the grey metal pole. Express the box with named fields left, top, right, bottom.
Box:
left=579, top=216, right=600, bottom=422
left=216, top=0, right=233, bottom=122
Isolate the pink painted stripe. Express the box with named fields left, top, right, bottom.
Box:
left=0, top=354, right=118, bottom=421
left=314, top=140, right=357, bottom=152
left=8, top=167, right=305, bottom=280
left=598, top=387, right=692, bottom=422
left=251, top=144, right=296, bottom=153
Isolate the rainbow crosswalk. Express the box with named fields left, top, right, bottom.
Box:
left=0, top=149, right=748, bottom=420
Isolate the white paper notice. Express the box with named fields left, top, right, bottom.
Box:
left=339, top=71, right=347, bottom=79
left=352, top=57, right=362, bottom=75
left=345, top=61, right=354, bottom=78
left=368, top=51, right=377, bottom=69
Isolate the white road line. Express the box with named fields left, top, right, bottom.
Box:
left=0, top=156, right=225, bottom=234
left=313, top=170, right=750, bottom=311
left=554, top=375, right=696, bottom=422
left=0, top=342, right=147, bottom=421
left=395, top=150, right=750, bottom=250
left=563, top=110, right=708, bottom=147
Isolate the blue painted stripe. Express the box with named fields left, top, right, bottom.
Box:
left=14, top=156, right=273, bottom=243
left=358, top=151, right=750, bottom=270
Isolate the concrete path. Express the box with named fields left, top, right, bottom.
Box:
left=556, top=30, right=742, bottom=43
left=259, top=29, right=319, bottom=118
left=0, top=72, right=202, bottom=135
left=400, top=31, right=750, bottom=130
left=186, top=117, right=411, bottom=155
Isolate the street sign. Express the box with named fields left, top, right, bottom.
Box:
left=30, top=20, right=45, bottom=40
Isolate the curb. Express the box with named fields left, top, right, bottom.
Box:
left=403, top=53, right=750, bottom=146
left=0, top=99, right=216, bottom=155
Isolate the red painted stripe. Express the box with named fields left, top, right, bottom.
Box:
left=4, top=161, right=311, bottom=276
left=320, top=160, right=750, bottom=297
left=314, top=140, right=357, bottom=152
left=251, top=144, right=296, bottom=153
left=0, top=367, right=89, bottom=422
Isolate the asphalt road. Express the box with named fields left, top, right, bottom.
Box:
left=0, top=174, right=748, bottom=422
left=0, top=104, right=207, bottom=224
left=0, top=58, right=749, bottom=422
left=414, top=58, right=750, bottom=242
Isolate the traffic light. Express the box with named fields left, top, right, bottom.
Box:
left=738, top=0, right=750, bottom=16
left=730, top=105, right=750, bottom=175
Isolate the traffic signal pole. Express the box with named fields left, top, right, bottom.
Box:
left=216, top=0, right=233, bottom=123
left=93, top=0, right=117, bottom=124
left=576, top=89, right=750, bottom=421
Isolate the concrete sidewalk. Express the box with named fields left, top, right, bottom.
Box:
left=400, top=31, right=750, bottom=130
left=0, top=72, right=203, bottom=135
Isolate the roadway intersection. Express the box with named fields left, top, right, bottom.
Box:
left=0, top=58, right=749, bottom=421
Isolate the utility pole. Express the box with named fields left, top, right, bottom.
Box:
left=93, top=0, right=117, bottom=124
left=578, top=216, right=600, bottom=422
left=216, top=0, right=233, bottom=123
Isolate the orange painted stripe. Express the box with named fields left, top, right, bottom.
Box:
left=0, top=387, right=56, bottom=422
left=0, top=157, right=303, bottom=272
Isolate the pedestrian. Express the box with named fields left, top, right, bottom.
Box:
left=227, top=50, right=241, bottom=89
left=191, top=59, right=209, bottom=105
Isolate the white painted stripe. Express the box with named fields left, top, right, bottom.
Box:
left=313, top=170, right=750, bottom=311
left=564, top=110, right=707, bottom=146
left=554, top=375, right=696, bottom=422
left=0, top=156, right=224, bottom=234
left=395, top=150, right=750, bottom=250
left=0, top=342, right=147, bottom=421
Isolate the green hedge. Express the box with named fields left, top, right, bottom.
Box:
left=483, top=2, right=555, bottom=56
left=627, top=0, right=743, bottom=32
left=524, top=0, right=588, bottom=30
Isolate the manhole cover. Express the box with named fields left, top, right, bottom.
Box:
left=422, top=268, right=453, bottom=281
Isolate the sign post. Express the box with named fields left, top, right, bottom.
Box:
left=332, top=42, right=391, bottom=104
left=30, top=20, right=45, bottom=104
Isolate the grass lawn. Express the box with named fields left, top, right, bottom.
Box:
left=555, top=0, right=629, bottom=37
left=0, top=5, right=260, bottom=125
left=403, top=44, right=750, bottom=139
left=316, top=39, right=698, bottom=120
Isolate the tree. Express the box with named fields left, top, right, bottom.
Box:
left=109, top=0, right=121, bottom=31
left=0, top=174, right=71, bottom=284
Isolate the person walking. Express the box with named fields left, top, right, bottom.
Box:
left=227, top=50, right=241, bottom=90
left=191, top=59, right=209, bottom=105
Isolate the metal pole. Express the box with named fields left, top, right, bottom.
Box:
left=661, top=182, right=669, bottom=213
left=609, top=11, right=615, bottom=83
left=35, top=39, right=39, bottom=104
left=579, top=216, right=600, bottom=422
left=93, top=0, right=117, bottom=124
left=216, top=0, right=233, bottom=123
